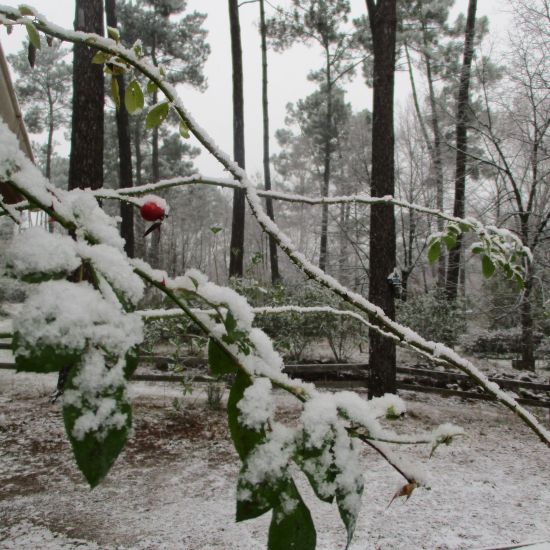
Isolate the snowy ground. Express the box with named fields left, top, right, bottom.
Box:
left=1, top=367, right=550, bottom=550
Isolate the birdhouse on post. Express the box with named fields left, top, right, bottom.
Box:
left=0, top=40, right=35, bottom=205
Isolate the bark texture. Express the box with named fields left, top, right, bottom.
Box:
left=366, top=0, right=397, bottom=397
left=260, top=0, right=280, bottom=283
left=228, top=0, right=246, bottom=278
left=69, top=0, right=104, bottom=191
left=105, top=0, right=135, bottom=258
left=446, top=0, right=477, bottom=301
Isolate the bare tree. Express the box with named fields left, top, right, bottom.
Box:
left=471, top=1, right=550, bottom=369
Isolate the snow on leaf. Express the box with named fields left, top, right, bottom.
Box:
left=3, top=227, right=80, bottom=281
left=63, top=350, right=132, bottom=488
left=267, top=480, right=316, bottom=550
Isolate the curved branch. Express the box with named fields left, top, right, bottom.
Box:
left=2, top=8, right=548, bottom=447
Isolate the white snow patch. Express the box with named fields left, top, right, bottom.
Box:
left=237, top=377, right=274, bottom=430
left=3, top=227, right=80, bottom=278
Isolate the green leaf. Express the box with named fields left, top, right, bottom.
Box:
left=210, top=226, right=223, bottom=234
left=442, top=234, right=457, bottom=250
left=236, top=467, right=283, bottom=522
left=124, top=349, right=139, bottom=378
left=63, top=357, right=131, bottom=488
left=427, top=240, right=441, bottom=264
left=27, top=42, right=36, bottom=68
left=16, top=270, right=71, bottom=284
left=105, top=63, right=125, bottom=76
left=386, top=404, right=401, bottom=420
left=92, top=51, right=109, bottom=64
left=107, top=26, right=120, bottom=42
left=25, top=22, right=40, bottom=50
left=125, top=80, right=144, bottom=115
left=471, top=245, right=484, bottom=255
left=336, top=479, right=364, bottom=549
left=224, top=310, right=238, bottom=337
left=514, top=273, right=525, bottom=289
left=179, top=120, right=190, bottom=139
left=146, top=80, right=158, bottom=94
left=13, top=332, right=80, bottom=373
left=267, top=482, right=316, bottom=550
left=447, top=224, right=461, bottom=236
left=111, top=77, right=120, bottom=109
left=208, top=339, right=238, bottom=376
left=19, top=5, right=35, bottom=16
left=481, top=255, right=496, bottom=279
left=145, top=102, right=169, bottom=130
left=459, top=222, right=472, bottom=232
left=295, top=433, right=337, bottom=504
left=227, top=370, right=265, bottom=460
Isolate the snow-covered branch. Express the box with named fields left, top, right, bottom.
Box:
left=93, top=175, right=530, bottom=271
left=0, top=6, right=544, bottom=446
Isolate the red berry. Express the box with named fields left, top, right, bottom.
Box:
left=140, top=201, right=165, bottom=222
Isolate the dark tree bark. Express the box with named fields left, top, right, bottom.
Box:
left=228, top=0, right=246, bottom=278
left=69, top=0, right=104, bottom=192
left=260, top=0, right=280, bottom=284
left=421, top=22, right=446, bottom=289
left=45, top=89, right=54, bottom=180
left=365, top=0, right=397, bottom=398
left=520, top=273, right=536, bottom=371
left=319, top=43, right=332, bottom=273
left=105, top=0, right=135, bottom=258
left=133, top=120, right=146, bottom=259
left=148, top=35, right=162, bottom=269
left=446, top=0, right=477, bottom=301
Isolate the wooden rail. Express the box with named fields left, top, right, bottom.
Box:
left=2, top=354, right=550, bottom=408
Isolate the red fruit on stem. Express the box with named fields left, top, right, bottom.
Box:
left=140, top=201, right=165, bottom=222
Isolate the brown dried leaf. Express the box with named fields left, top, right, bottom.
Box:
left=386, top=482, right=417, bottom=509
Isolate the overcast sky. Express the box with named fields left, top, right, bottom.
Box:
left=0, top=0, right=512, bottom=179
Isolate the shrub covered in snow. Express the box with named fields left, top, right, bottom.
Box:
left=397, top=289, right=467, bottom=347
left=233, top=279, right=366, bottom=362
left=461, top=328, right=545, bottom=356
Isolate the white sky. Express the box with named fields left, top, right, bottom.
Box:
left=0, top=0, right=512, bottom=179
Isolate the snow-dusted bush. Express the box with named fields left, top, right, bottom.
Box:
left=397, top=289, right=467, bottom=347
left=461, top=328, right=545, bottom=356
left=234, top=279, right=365, bottom=362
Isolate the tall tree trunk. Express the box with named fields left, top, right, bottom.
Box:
left=421, top=22, right=446, bottom=289
left=228, top=0, right=246, bottom=278
left=148, top=34, right=161, bottom=269
left=319, top=45, right=332, bottom=273
left=133, top=120, right=146, bottom=259
left=520, top=273, right=536, bottom=371
left=446, top=0, right=477, bottom=301
left=46, top=88, right=54, bottom=180
left=365, top=0, right=397, bottom=398
left=105, top=0, right=135, bottom=258
left=259, top=0, right=280, bottom=284
left=69, top=0, right=104, bottom=192
left=46, top=92, right=55, bottom=233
